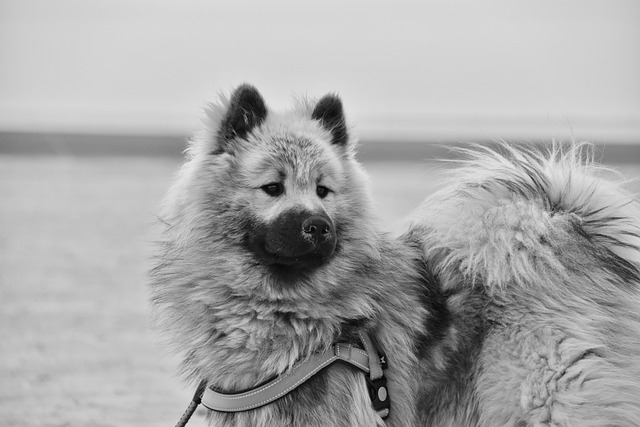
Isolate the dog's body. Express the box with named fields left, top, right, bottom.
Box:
left=150, top=85, right=640, bottom=426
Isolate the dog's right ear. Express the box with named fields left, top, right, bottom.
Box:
left=218, top=84, right=267, bottom=148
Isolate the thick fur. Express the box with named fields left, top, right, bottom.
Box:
left=150, top=85, right=427, bottom=427
left=406, top=145, right=640, bottom=426
left=150, top=85, right=640, bottom=426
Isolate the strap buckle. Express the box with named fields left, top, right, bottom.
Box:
left=366, top=374, right=390, bottom=419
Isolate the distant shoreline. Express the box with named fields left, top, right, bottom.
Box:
left=1, top=131, right=639, bottom=164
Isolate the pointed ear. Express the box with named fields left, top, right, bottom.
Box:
left=220, top=84, right=267, bottom=142
left=311, top=94, right=349, bottom=146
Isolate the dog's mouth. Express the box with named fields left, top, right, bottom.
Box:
left=250, top=237, right=336, bottom=269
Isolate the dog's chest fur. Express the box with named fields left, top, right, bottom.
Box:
left=182, top=277, right=401, bottom=426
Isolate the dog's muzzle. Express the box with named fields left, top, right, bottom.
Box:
left=248, top=210, right=337, bottom=268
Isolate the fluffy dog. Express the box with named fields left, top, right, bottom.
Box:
left=150, top=84, right=640, bottom=426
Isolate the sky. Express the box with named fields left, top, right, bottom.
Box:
left=1, top=0, right=639, bottom=143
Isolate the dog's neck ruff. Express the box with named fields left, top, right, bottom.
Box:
left=177, top=332, right=390, bottom=426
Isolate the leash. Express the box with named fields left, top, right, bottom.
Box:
left=174, top=332, right=389, bottom=426
left=174, top=380, right=207, bottom=427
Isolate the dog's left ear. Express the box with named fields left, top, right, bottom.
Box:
left=311, top=94, right=349, bottom=146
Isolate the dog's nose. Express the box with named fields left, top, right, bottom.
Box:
left=302, top=216, right=332, bottom=241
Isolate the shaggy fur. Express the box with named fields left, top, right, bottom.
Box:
left=150, top=85, right=640, bottom=426
left=406, top=144, right=640, bottom=426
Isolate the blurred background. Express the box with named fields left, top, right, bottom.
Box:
left=1, top=1, right=639, bottom=426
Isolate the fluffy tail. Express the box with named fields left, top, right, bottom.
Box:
left=407, top=142, right=640, bottom=294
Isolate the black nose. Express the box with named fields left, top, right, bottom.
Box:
left=302, top=216, right=332, bottom=241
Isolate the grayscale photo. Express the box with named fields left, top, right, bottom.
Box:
left=1, top=1, right=639, bottom=426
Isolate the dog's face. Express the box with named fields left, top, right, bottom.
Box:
left=190, top=84, right=371, bottom=280
left=239, top=141, right=341, bottom=270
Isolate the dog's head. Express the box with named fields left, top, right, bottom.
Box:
left=164, top=84, right=376, bottom=283
left=220, top=85, right=345, bottom=270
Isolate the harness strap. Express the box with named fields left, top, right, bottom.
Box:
left=175, top=332, right=391, bottom=426
left=201, top=342, right=371, bottom=412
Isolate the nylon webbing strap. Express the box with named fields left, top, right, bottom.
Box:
left=358, top=331, right=383, bottom=380
left=200, top=342, right=371, bottom=412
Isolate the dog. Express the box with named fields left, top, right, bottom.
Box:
left=149, top=84, right=640, bottom=426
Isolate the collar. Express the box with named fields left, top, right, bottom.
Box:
left=189, top=331, right=390, bottom=421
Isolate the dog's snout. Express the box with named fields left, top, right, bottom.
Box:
left=249, top=210, right=337, bottom=268
left=303, top=216, right=331, bottom=240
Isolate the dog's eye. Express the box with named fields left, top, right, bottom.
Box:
left=316, top=185, right=331, bottom=199
left=261, top=183, right=284, bottom=197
